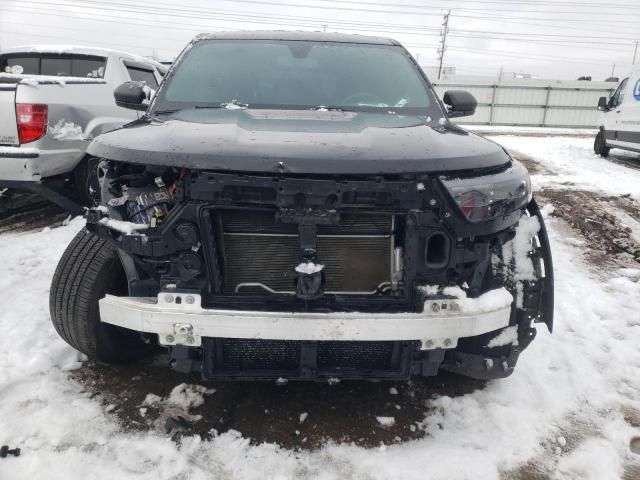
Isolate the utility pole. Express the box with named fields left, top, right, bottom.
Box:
left=633, top=41, right=638, bottom=65
left=611, top=63, right=616, bottom=76
left=322, top=24, right=327, bottom=32
left=437, top=10, right=450, bottom=80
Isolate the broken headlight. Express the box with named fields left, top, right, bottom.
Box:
left=440, top=160, right=531, bottom=222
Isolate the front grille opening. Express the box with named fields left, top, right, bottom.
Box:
left=217, top=209, right=393, bottom=294
left=425, top=232, right=450, bottom=269
left=202, top=339, right=410, bottom=379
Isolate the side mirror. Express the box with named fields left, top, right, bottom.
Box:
left=597, top=96, right=608, bottom=111
left=443, top=90, right=477, bottom=118
left=114, top=81, right=147, bottom=111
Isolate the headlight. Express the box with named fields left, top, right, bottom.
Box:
left=440, top=161, right=531, bottom=223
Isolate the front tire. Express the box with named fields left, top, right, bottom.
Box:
left=594, top=130, right=610, bottom=157
left=49, top=229, right=149, bottom=363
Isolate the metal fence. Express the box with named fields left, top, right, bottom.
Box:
left=432, top=81, right=615, bottom=128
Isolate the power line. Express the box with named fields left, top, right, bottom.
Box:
left=6, top=0, right=637, bottom=46
left=221, top=0, right=640, bottom=18
left=1, top=0, right=635, bottom=72
left=302, top=0, right=640, bottom=11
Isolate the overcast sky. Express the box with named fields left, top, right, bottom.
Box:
left=0, top=0, right=638, bottom=81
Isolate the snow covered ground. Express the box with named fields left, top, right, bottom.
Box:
left=0, top=136, right=639, bottom=479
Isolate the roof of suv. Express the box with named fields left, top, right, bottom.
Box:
left=194, top=30, right=398, bottom=46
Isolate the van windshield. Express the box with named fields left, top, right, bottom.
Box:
left=155, top=40, right=441, bottom=116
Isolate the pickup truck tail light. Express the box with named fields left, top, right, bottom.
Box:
left=16, top=104, right=48, bottom=144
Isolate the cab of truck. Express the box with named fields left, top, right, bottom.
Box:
left=595, top=70, right=640, bottom=157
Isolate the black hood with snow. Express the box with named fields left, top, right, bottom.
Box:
left=87, top=109, right=510, bottom=175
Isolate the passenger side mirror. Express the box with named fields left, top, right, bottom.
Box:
left=597, top=96, right=608, bottom=111
left=114, top=81, right=148, bottom=111
left=443, top=90, right=477, bottom=118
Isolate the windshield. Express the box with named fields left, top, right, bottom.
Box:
left=155, top=40, right=441, bottom=115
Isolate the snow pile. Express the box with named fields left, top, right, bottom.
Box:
left=376, top=416, right=396, bottom=427
left=142, top=84, right=156, bottom=106
left=420, top=285, right=514, bottom=314
left=50, top=120, right=86, bottom=141
left=487, top=325, right=519, bottom=347
left=99, top=217, right=148, bottom=235
left=166, top=383, right=215, bottom=410
left=502, top=214, right=540, bottom=283
left=19, top=77, right=39, bottom=87
left=501, top=214, right=540, bottom=307
left=295, top=262, right=324, bottom=274
left=141, top=393, right=162, bottom=407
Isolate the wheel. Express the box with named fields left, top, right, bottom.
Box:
left=49, top=228, right=150, bottom=363
left=594, top=130, right=610, bottom=157
left=72, top=156, right=102, bottom=206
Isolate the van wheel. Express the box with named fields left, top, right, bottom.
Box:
left=594, top=131, right=610, bottom=157
left=73, top=156, right=102, bottom=206
left=49, top=229, right=151, bottom=363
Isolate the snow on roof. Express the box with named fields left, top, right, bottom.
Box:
left=194, top=30, right=397, bottom=46
left=0, top=44, right=166, bottom=70
left=0, top=73, right=105, bottom=85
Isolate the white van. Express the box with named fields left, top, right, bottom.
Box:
left=595, top=71, right=640, bottom=157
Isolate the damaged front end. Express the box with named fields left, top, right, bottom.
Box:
left=86, top=158, right=553, bottom=381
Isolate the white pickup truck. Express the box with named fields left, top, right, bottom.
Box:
left=0, top=46, right=167, bottom=211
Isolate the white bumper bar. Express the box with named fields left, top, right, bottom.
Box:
left=99, top=289, right=513, bottom=350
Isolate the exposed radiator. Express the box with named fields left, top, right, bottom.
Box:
left=218, top=210, right=392, bottom=294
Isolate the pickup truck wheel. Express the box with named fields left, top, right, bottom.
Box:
left=49, top=228, right=150, bottom=363
left=594, top=130, right=610, bottom=157
left=73, top=156, right=102, bottom=206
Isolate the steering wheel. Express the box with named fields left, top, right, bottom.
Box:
left=341, top=92, right=387, bottom=106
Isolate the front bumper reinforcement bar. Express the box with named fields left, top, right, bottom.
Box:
left=99, top=289, right=512, bottom=350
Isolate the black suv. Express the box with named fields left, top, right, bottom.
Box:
left=49, top=32, right=553, bottom=382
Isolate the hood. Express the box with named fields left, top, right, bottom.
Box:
left=87, top=109, right=510, bottom=175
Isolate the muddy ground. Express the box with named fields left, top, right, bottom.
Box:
left=72, top=357, right=484, bottom=450
left=1, top=147, right=639, bottom=473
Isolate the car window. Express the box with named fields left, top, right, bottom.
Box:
left=1, top=56, right=39, bottom=74
left=158, top=40, right=439, bottom=116
left=0, top=54, right=106, bottom=77
left=126, top=65, right=158, bottom=88
left=611, top=78, right=628, bottom=108
left=41, top=57, right=72, bottom=76
left=72, top=58, right=106, bottom=78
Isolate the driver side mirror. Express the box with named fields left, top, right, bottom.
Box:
left=597, top=96, right=608, bottom=111
left=443, top=90, right=477, bottom=118
left=114, top=81, right=148, bottom=111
